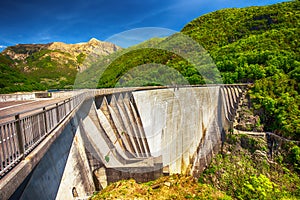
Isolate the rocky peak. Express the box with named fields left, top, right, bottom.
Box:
left=48, top=38, right=121, bottom=57
left=0, top=38, right=122, bottom=73
left=88, top=38, right=101, bottom=44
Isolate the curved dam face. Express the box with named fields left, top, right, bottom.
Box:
left=10, top=85, right=246, bottom=199
left=133, top=87, right=222, bottom=174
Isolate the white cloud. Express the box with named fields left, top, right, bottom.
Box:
left=0, top=45, right=7, bottom=49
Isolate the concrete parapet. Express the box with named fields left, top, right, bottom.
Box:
left=0, top=93, right=35, bottom=102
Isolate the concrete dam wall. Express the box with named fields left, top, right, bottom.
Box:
left=10, top=85, right=246, bottom=199
left=133, top=87, right=221, bottom=174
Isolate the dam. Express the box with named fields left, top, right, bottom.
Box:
left=0, top=85, right=248, bottom=199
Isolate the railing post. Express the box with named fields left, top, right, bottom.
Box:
left=43, top=107, right=48, bottom=134
left=56, top=103, right=60, bottom=123
left=64, top=100, right=67, bottom=116
left=68, top=98, right=71, bottom=113
left=15, top=114, right=25, bottom=159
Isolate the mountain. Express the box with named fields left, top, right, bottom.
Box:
left=80, top=1, right=299, bottom=88
left=75, top=34, right=221, bottom=88
left=0, top=38, right=121, bottom=93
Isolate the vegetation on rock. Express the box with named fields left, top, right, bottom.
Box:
left=199, top=134, right=300, bottom=200
left=90, top=134, right=300, bottom=199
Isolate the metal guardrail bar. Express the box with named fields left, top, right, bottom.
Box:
left=0, top=95, right=79, bottom=120
left=0, top=92, right=87, bottom=178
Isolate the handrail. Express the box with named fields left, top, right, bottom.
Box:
left=0, top=91, right=88, bottom=178
left=0, top=91, right=84, bottom=120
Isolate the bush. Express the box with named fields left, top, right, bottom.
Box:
left=289, top=145, right=300, bottom=172
left=239, top=174, right=280, bottom=200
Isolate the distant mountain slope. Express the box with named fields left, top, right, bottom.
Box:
left=0, top=54, right=44, bottom=92
left=181, top=1, right=299, bottom=51
left=74, top=35, right=219, bottom=88
left=0, top=38, right=121, bottom=93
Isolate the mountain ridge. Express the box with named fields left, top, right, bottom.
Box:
left=2, top=38, right=121, bottom=61
left=0, top=38, right=122, bottom=92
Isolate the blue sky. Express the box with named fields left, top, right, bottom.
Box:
left=0, top=0, right=289, bottom=49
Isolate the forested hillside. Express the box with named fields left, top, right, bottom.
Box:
left=0, top=54, right=47, bottom=92
left=182, top=0, right=300, bottom=140
left=82, top=0, right=299, bottom=140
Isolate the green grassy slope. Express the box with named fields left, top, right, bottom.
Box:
left=0, top=54, right=46, bottom=93
left=0, top=48, right=78, bottom=93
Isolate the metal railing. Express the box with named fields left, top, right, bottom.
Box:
left=0, top=92, right=87, bottom=178
left=0, top=88, right=152, bottom=179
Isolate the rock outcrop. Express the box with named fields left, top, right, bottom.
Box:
left=48, top=38, right=121, bottom=58
left=2, top=44, right=50, bottom=60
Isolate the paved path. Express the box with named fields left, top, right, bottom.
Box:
left=0, top=100, right=34, bottom=110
